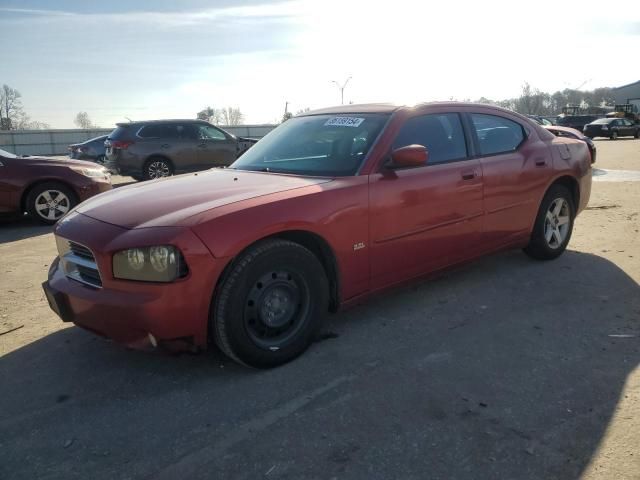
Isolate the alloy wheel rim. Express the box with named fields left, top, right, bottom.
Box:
left=35, top=190, right=70, bottom=221
left=243, top=270, right=310, bottom=350
left=148, top=161, right=170, bottom=179
left=544, top=198, right=570, bottom=249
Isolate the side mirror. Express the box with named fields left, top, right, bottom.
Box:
left=389, top=144, right=428, bottom=168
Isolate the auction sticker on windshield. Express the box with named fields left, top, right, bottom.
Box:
left=324, top=117, right=365, bottom=127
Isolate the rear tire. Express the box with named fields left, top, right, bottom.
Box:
left=143, top=157, right=173, bottom=180
left=26, top=182, right=77, bottom=225
left=523, top=184, right=574, bottom=261
left=212, top=239, right=329, bottom=368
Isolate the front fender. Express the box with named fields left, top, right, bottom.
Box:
left=190, top=178, right=370, bottom=301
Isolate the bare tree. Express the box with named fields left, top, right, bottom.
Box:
left=0, top=85, right=49, bottom=129
left=197, top=106, right=224, bottom=124
left=0, top=85, right=24, bottom=130
left=475, top=84, right=615, bottom=116
left=221, top=107, right=244, bottom=126
left=74, top=111, right=96, bottom=129
left=197, top=106, right=244, bottom=125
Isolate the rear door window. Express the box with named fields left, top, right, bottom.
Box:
left=471, top=114, right=525, bottom=156
left=138, top=124, right=177, bottom=139
left=176, top=124, right=199, bottom=140
left=393, top=113, right=467, bottom=164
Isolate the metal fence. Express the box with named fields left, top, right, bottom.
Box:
left=0, top=124, right=277, bottom=156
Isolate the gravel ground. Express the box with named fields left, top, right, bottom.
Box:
left=1, top=140, right=639, bottom=480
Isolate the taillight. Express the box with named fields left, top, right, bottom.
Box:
left=111, top=140, right=134, bottom=149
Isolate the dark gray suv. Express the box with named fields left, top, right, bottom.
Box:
left=104, top=120, right=257, bottom=180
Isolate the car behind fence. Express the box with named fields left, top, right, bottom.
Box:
left=0, top=125, right=277, bottom=157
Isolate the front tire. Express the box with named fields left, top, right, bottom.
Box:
left=610, top=131, right=618, bottom=140
left=26, top=182, right=77, bottom=225
left=212, top=239, right=329, bottom=368
left=523, top=184, right=574, bottom=260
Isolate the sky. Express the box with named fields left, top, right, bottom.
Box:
left=1, top=0, right=639, bottom=128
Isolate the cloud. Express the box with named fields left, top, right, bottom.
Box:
left=2, top=0, right=639, bottom=127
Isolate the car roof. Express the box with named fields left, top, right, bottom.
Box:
left=115, top=119, right=208, bottom=127
left=301, top=101, right=531, bottom=118
left=302, top=103, right=404, bottom=116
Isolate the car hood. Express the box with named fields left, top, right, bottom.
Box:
left=76, top=169, right=333, bottom=229
left=21, top=156, right=99, bottom=168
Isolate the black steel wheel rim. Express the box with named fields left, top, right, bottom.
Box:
left=243, top=269, right=311, bottom=350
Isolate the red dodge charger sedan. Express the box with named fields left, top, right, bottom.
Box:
left=43, top=103, right=592, bottom=367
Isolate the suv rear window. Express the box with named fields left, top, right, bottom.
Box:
left=107, top=125, right=132, bottom=140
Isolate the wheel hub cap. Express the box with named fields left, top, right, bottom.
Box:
left=544, top=198, right=570, bottom=249
left=35, top=190, right=70, bottom=220
left=243, top=270, right=310, bottom=349
left=260, top=287, right=295, bottom=328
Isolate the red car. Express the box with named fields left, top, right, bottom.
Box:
left=0, top=148, right=112, bottom=224
left=43, top=103, right=592, bottom=367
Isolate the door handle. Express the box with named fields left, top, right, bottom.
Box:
left=197, top=143, right=207, bottom=148
left=535, top=159, right=547, bottom=167
left=160, top=144, right=170, bottom=149
left=461, top=171, right=477, bottom=180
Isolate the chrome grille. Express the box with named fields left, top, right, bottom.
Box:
left=56, top=237, right=103, bottom=288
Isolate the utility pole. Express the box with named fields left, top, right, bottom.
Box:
left=331, top=76, right=352, bottom=105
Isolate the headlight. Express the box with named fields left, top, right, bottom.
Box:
left=113, top=246, right=187, bottom=282
left=71, top=166, right=109, bottom=178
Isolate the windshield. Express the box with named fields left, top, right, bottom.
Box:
left=231, top=113, right=390, bottom=176
left=0, top=148, right=18, bottom=158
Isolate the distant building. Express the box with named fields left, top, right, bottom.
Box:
left=613, top=80, right=640, bottom=114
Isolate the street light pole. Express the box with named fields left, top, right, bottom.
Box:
left=331, top=76, right=352, bottom=105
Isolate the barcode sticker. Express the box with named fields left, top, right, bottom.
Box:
left=324, top=117, right=365, bottom=128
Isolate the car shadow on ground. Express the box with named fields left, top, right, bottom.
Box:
left=0, top=215, right=52, bottom=243
left=1, top=250, right=639, bottom=480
